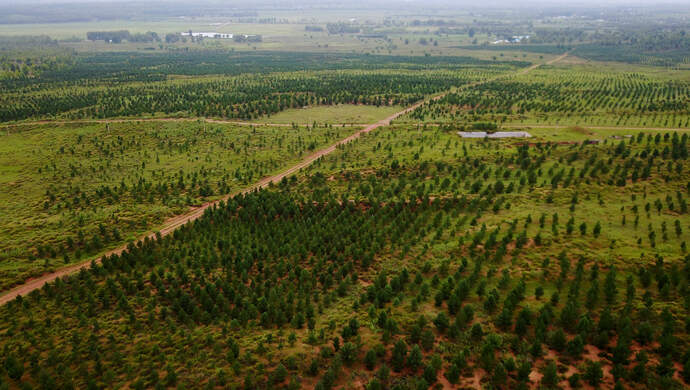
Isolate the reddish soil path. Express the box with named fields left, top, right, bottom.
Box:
left=0, top=53, right=568, bottom=306
left=502, top=124, right=689, bottom=132
left=414, top=123, right=690, bottom=133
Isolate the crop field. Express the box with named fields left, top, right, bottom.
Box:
left=0, top=16, right=550, bottom=61
left=0, top=1, right=689, bottom=390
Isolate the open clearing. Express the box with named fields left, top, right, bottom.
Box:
left=257, top=104, right=403, bottom=125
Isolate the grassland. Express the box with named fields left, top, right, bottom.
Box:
left=299, top=124, right=690, bottom=260
left=0, top=51, right=525, bottom=291
left=257, top=105, right=403, bottom=125
left=271, top=123, right=690, bottom=389
left=0, top=43, right=536, bottom=297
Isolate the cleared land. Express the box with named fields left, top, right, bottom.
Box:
left=257, top=105, right=403, bottom=125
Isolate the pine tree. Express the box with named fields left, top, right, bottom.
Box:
left=421, top=329, right=435, bottom=351
left=604, top=267, right=618, bottom=304
left=3, top=353, right=24, bottom=381
left=391, top=339, right=407, bottom=372
left=493, top=362, right=507, bottom=386
left=407, top=345, right=423, bottom=371
left=271, top=364, right=288, bottom=384
left=364, top=349, right=377, bottom=371
left=423, top=363, right=437, bottom=384
left=593, top=221, right=602, bottom=237
left=584, top=361, right=603, bottom=387
left=541, top=360, right=559, bottom=388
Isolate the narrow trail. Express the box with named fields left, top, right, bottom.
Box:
left=501, top=123, right=690, bottom=132
left=0, top=52, right=569, bottom=305
left=415, top=122, right=689, bottom=133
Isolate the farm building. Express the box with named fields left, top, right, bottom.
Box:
left=492, top=35, right=530, bottom=44
left=458, top=131, right=532, bottom=138
left=181, top=32, right=233, bottom=39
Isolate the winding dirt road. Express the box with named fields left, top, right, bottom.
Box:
left=501, top=124, right=690, bottom=132
left=0, top=53, right=570, bottom=305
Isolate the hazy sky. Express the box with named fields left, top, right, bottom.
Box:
left=0, top=0, right=688, bottom=11
left=1, top=0, right=688, bottom=4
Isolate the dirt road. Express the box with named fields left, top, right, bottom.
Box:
left=501, top=124, right=690, bottom=132
left=0, top=53, right=569, bottom=306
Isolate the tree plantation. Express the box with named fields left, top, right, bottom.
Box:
left=0, top=121, right=354, bottom=291
left=1, top=129, right=690, bottom=389
left=405, top=65, right=690, bottom=129
left=3, top=69, right=498, bottom=122
left=0, top=1, right=689, bottom=389
left=0, top=51, right=519, bottom=122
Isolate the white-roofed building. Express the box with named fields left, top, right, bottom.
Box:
left=181, top=32, right=233, bottom=39
left=458, top=131, right=532, bottom=138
